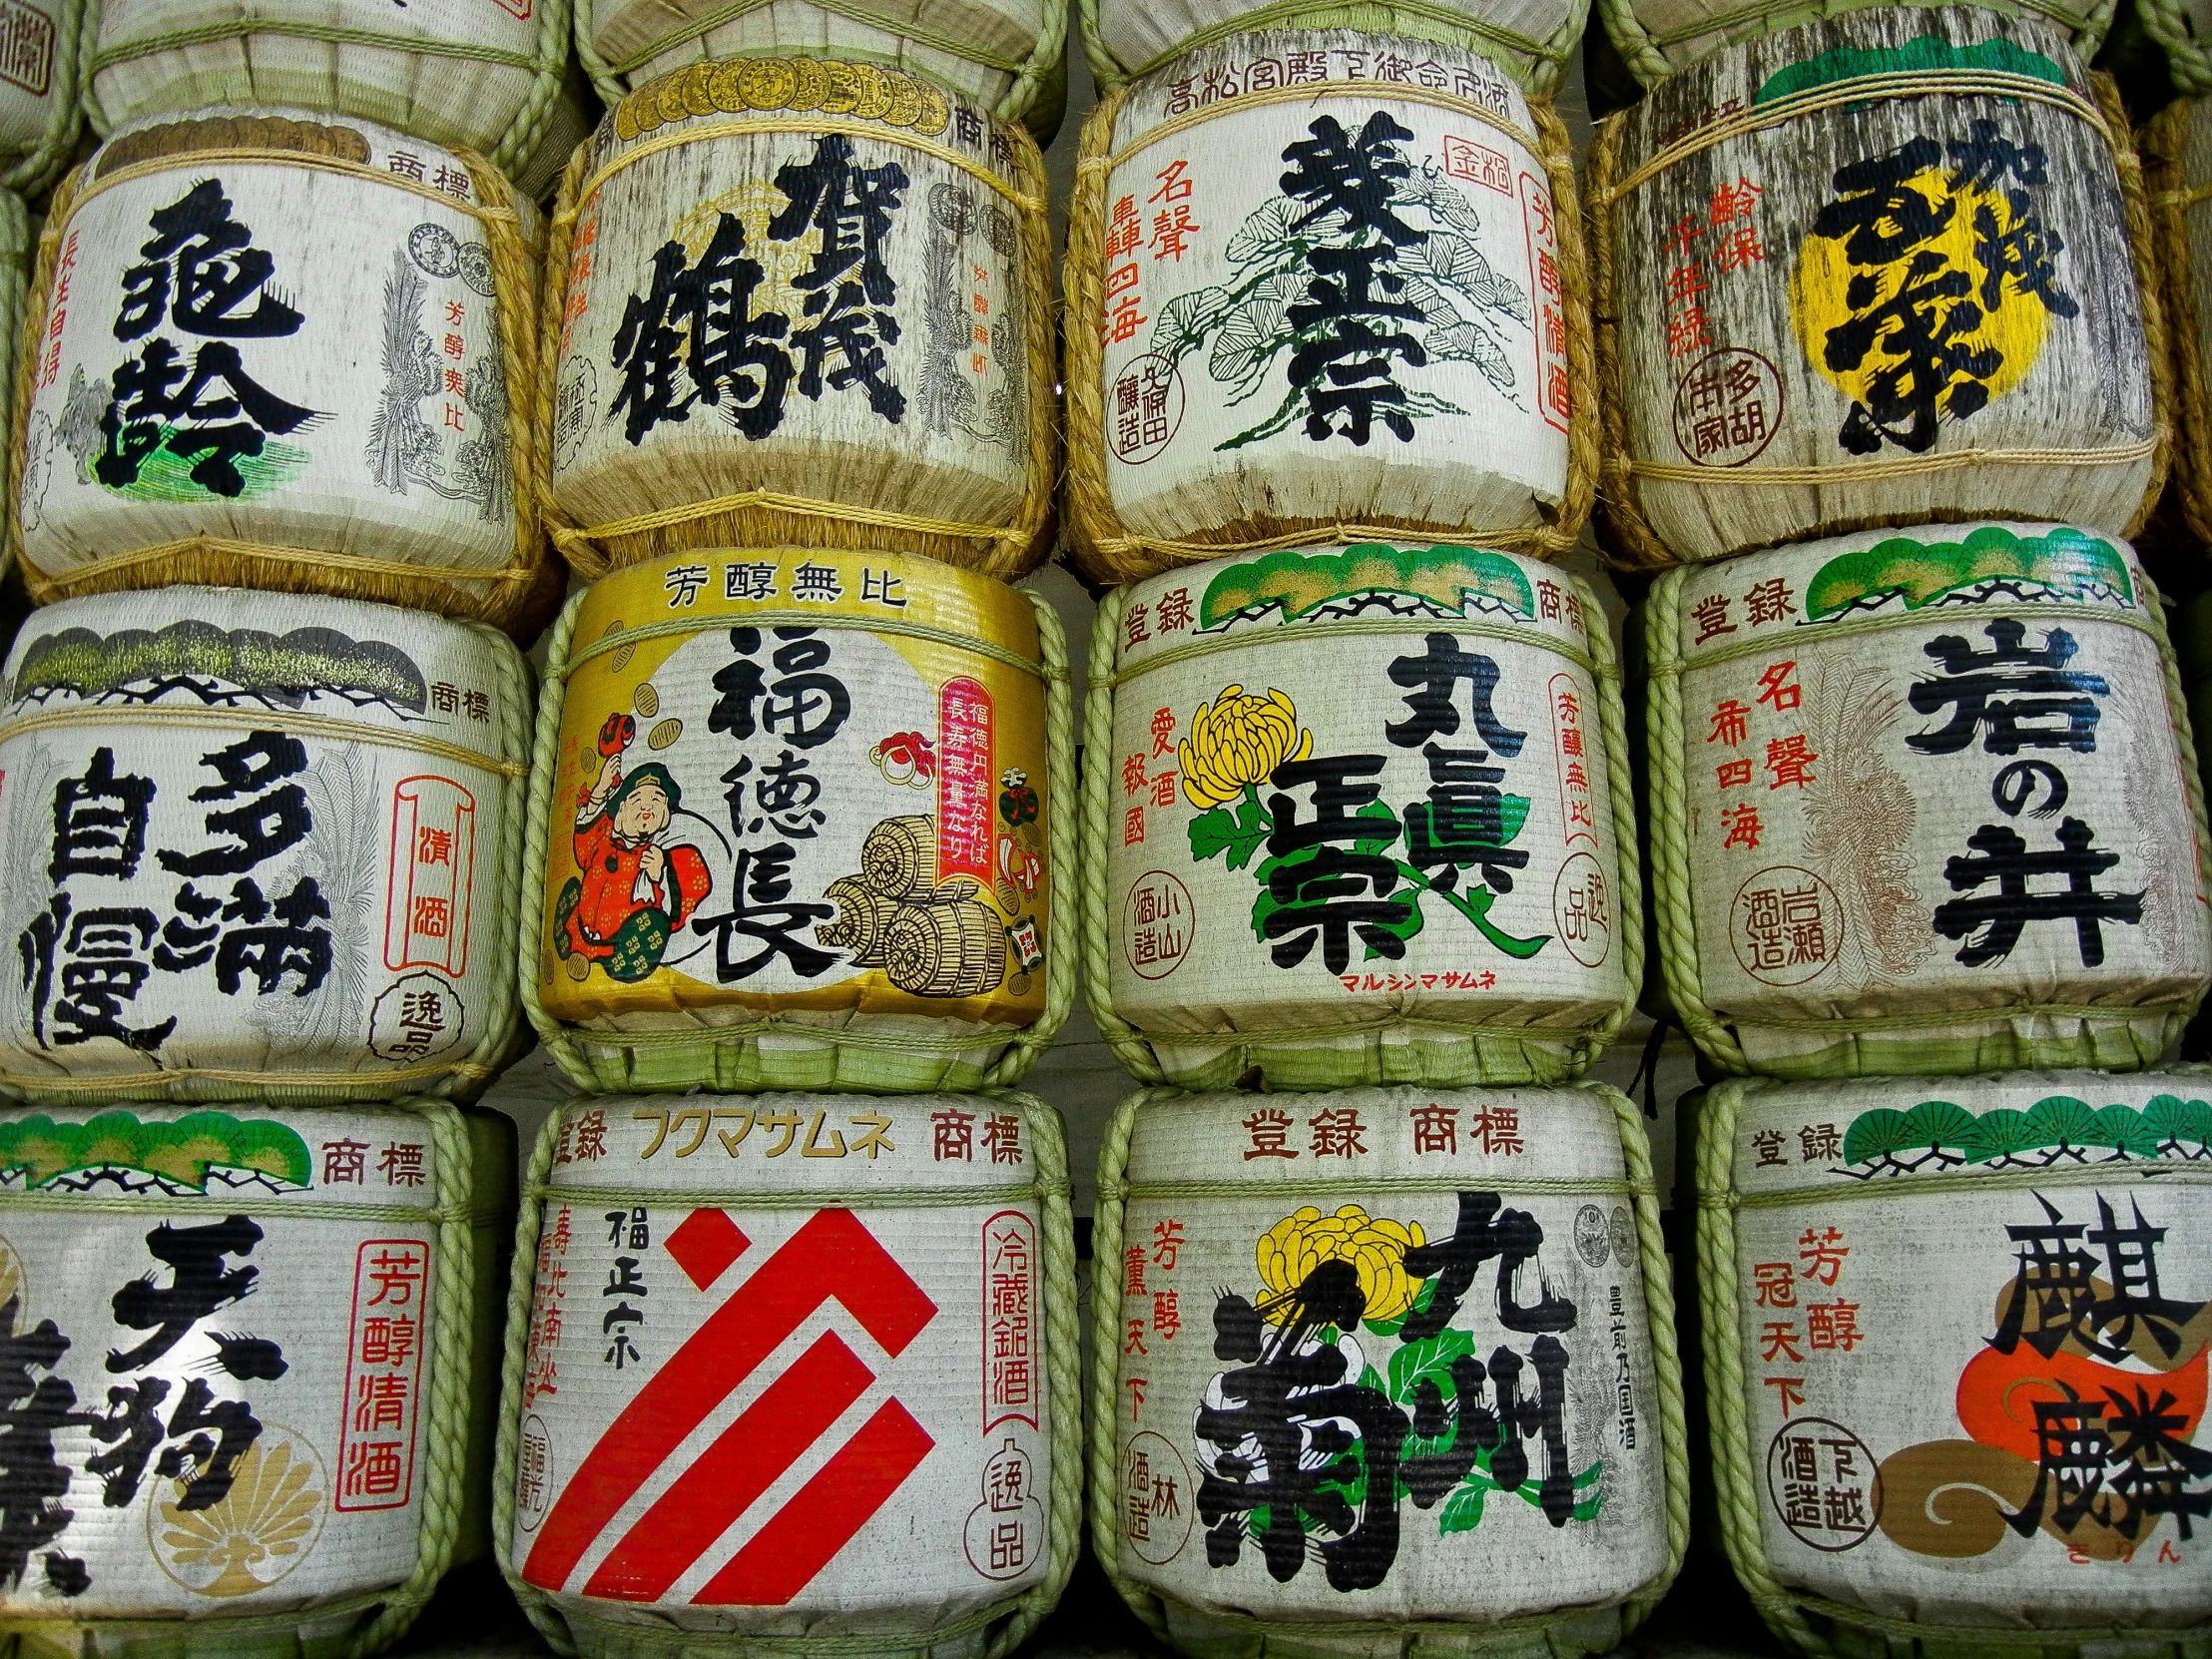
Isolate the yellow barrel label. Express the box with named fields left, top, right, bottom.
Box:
left=540, top=550, right=1049, bottom=1026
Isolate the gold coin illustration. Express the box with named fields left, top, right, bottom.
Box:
left=566, top=952, right=592, bottom=981
left=648, top=718, right=683, bottom=750
left=736, top=57, right=796, bottom=110
left=633, top=683, right=660, bottom=718
left=789, top=57, right=830, bottom=111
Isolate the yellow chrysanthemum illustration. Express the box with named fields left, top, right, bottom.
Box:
left=1256, top=1204, right=1426, bottom=1325
left=153, top=1432, right=324, bottom=1598
left=1178, top=686, right=1315, bottom=810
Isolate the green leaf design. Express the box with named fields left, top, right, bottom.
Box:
left=1387, top=1327, right=1476, bottom=1407
left=1189, top=785, right=1271, bottom=870
left=1151, top=284, right=1235, bottom=365
left=2144, top=1094, right=2212, bottom=1157
left=1961, top=1108, right=2036, bottom=1164
left=1435, top=882, right=1551, bottom=959
left=1366, top=1277, right=1438, bottom=1337
left=1902, top=1099, right=1975, bottom=1156
left=2025, top=1095, right=2098, bottom=1157
left=2088, top=1104, right=2162, bottom=1159
left=1438, top=1483, right=1485, bottom=1534
left=1841, top=1108, right=1912, bottom=1168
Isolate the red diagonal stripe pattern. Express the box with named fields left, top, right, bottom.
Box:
left=523, top=1208, right=937, bottom=1598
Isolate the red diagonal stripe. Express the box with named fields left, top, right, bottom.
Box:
left=581, top=1331, right=872, bottom=1602
left=522, top=1209, right=935, bottom=1593
left=690, top=1400, right=935, bottom=1606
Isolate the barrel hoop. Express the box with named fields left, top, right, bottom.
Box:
left=1110, top=614, right=1596, bottom=688
left=1102, top=77, right=1536, bottom=176
left=1111, top=1174, right=1650, bottom=1200
left=581, top=112, right=1040, bottom=213
left=0, top=1190, right=450, bottom=1221
left=552, top=485, right=1032, bottom=566
left=1112, top=0, right=1569, bottom=83
left=1677, top=594, right=2167, bottom=675
left=0, top=1057, right=497, bottom=1093
left=0, top=704, right=526, bottom=778
left=1625, top=437, right=2157, bottom=489
left=1715, top=1160, right=2212, bottom=1210
left=568, top=608, right=1049, bottom=680
left=1073, top=514, right=1582, bottom=574
left=92, top=15, right=544, bottom=73
left=609, top=0, right=1028, bottom=78
left=1602, top=70, right=2111, bottom=206
left=12, top=148, right=546, bottom=630
left=564, top=1015, right=1025, bottom=1058
left=532, top=1181, right=1065, bottom=1208
left=0, top=1585, right=419, bottom=1648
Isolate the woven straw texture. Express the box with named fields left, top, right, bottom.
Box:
left=1062, top=48, right=1597, bottom=587
left=2137, top=0, right=2212, bottom=94
left=1596, top=0, right=2115, bottom=90
left=536, top=62, right=1058, bottom=584
left=0, top=0, right=90, bottom=196
left=0, top=1101, right=511, bottom=1659
left=1693, top=1074, right=2212, bottom=1659
left=85, top=0, right=572, bottom=179
left=1643, top=527, right=2212, bottom=1078
left=1087, top=1082, right=1690, bottom=1659
left=519, top=568, right=1076, bottom=1095
left=573, top=0, right=1069, bottom=135
left=2140, top=97, right=2212, bottom=545
left=1079, top=0, right=1590, bottom=100
left=1078, top=557, right=1644, bottom=1091
left=493, top=1090, right=1080, bottom=1659
left=6, top=124, right=552, bottom=632
left=1589, top=30, right=2167, bottom=575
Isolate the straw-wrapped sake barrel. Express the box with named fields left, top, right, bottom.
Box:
left=1065, top=29, right=1593, bottom=586
left=1092, top=1083, right=1683, bottom=1654
left=0, top=1098, right=513, bottom=1656
left=87, top=0, right=569, bottom=179
left=0, top=587, right=530, bottom=1105
left=525, top=546, right=1070, bottom=1094
left=542, top=60, right=1055, bottom=583
left=577, top=0, right=1066, bottom=137
left=2138, top=96, right=2212, bottom=546
left=1695, top=1070, right=2212, bottom=1657
left=1599, top=0, right=2114, bottom=89
left=1083, top=0, right=1588, bottom=100
left=1646, top=521, right=2212, bottom=1078
left=0, top=0, right=87, bottom=196
left=498, top=1091, right=1075, bottom=1656
left=1085, top=540, right=1639, bottom=1090
left=12, top=109, right=548, bottom=628
left=1589, top=9, right=2163, bottom=572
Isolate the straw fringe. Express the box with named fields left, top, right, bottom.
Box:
left=6, top=145, right=551, bottom=633
left=1064, top=87, right=1594, bottom=586
left=2142, top=97, right=2212, bottom=545
left=1592, top=72, right=2168, bottom=574
left=536, top=85, right=1055, bottom=583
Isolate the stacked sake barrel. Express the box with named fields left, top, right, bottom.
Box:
left=1067, top=7, right=1685, bottom=1652
left=2139, top=87, right=2212, bottom=547
left=1599, top=7, right=2212, bottom=1653
left=497, top=26, right=1079, bottom=1649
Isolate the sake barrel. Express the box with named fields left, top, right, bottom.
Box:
left=1588, top=9, right=2163, bottom=572
left=1083, top=0, right=1588, bottom=99
left=578, top=0, right=1066, bottom=137
left=0, top=1098, right=513, bottom=1655
left=87, top=0, right=568, bottom=179
left=513, top=69, right=599, bottom=205
left=1645, top=521, right=2212, bottom=1079
left=1086, top=540, right=1639, bottom=1090
left=542, top=61, right=1055, bottom=584
left=0, top=0, right=87, bottom=197
left=497, top=1091, right=1076, bottom=1655
left=11, top=108, right=549, bottom=630
left=524, top=546, right=1071, bottom=1095
left=0, top=586, right=530, bottom=1105
left=1092, top=1083, right=1683, bottom=1653
left=1064, top=28, right=1594, bottom=586
left=1695, top=1071, right=2212, bottom=1655
left=2140, top=97, right=2212, bottom=546
left=1600, top=0, right=2113, bottom=90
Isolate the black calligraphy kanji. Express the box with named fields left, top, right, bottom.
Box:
left=108, top=1216, right=263, bottom=1374
left=709, top=628, right=852, bottom=752
left=1934, top=818, right=2142, bottom=966
left=156, top=731, right=311, bottom=878
left=1909, top=621, right=2108, bottom=756
left=690, top=842, right=837, bottom=982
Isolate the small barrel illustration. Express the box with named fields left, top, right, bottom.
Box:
left=1600, top=0, right=2118, bottom=88
left=1084, top=0, right=1588, bottom=101
left=1065, top=29, right=1593, bottom=585
left=87, top=0, right=569, bottom=179
left=1693, top=1070, right=2212, bottom=1653
left=0, top=587, right=530, bottom=1105
left=1092, top=1083, right=1683, bottom=1651
left=11, top=108, right=548, bottom=629
left=526, top=546, right=1070, bottom=1094
left=0, top=0, right=87, bottom=196
left=1590, top=8, right=2163, bottom=571
left=498, top=1091, right=1076, bottom=1653
left=0, top=1098, right=513, bottom=1653
left=1087, top=541, right=1638, bottom=1090
left=1644, top=520, right=2212, bottom=1078
left=541, top=59, right=1055, bottom=582
left=576, top=0, right=1067, bottom=138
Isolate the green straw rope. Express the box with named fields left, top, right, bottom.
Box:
left=0, top=0, right=88, bottom=196
left=1086, top=1082, right=1690, bottom=1650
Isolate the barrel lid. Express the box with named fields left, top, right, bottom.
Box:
left=1120, top=1084, right=1631, bottom=1191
